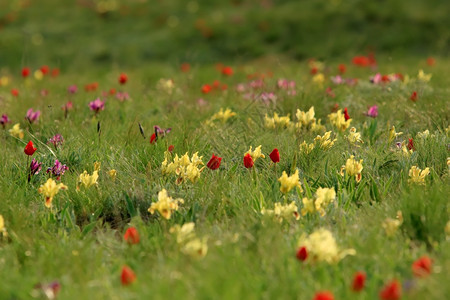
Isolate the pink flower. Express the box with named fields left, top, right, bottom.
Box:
left=68, top=85, right=78, bottom=94
left=26, top=108, right=41, bottom=123
left=1, top=114, right=10, bottom=128
left=366, top=105, right=378, bottom=118
left=89, top=98, right=105, bottom=114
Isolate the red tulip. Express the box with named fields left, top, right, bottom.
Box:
left=120, top=265, right=136, bottom=286
left=407, top=138, right=415, bottom=151
left=124, top=227, right=140, bottom=244
left=338, top=64, right=346, bottom=74
left=22, top=67, right=30, bottom=78
left=24, top=141, right=37, bottom=156
left=410, top=91, right=418, bottom=102
left=221, top=66, right=233, bottom=76
left=313, top=291, right=334, bottom=300
left=201, top=84, right=212, bottom=94
left=168, top=145, right=174, bottom=152
left=11, top=89, right=19, bottom=97
left=412, top=255, right=432, bottom=277
left=296, top=246, right=308, bottom=262
left=343, top=107, right=350, bottom=121
left=352, top=271, right=366, bottom=292
left=243, top=153, right=254, bottom=168
left=150, top=133, right=157, bottom=144
left=207, top=154, right=222, bottom=170
left=269, top=148, right=280, bottom=163
left=40, top=65, right=50, bottom=75
left=119, top=73, right=128, bottom=85
left=379, top=280, right=401, bottom=300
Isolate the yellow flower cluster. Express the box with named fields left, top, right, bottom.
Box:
left=107, top=169, right=117, bottom=181
left=9, top=123, right=24, bottom=139
left=314, top=131, right=337, bottom=150
left=38, top=178, right=68, bottom=208
left=245, top=145, right=265, bottom=162
left=346, top=127, right=363, bottom=145
left=388, top=126, right=403, bottom=143
left=0, top=215, right=7, bottom=238
left=148, top=189, right=184, bottom=220
left=299, top=141, right=315, bottom=154
left=261, top=202, right=300, bottom=223
left=264, top=112, right=292, bottom=129
left=78, top=170, right=99, bottom=188
left=206, top=108, right=236, bottom=125
left=408, top=166, right=430, bottom=185
left=382, top=211, right=403, bottom=237
left=340, top=155, right=363, bottom=182
left=301, top=187, right=336, bottom=217
left=295, top=107, right=325, bottom=132
left=170, top=222, right=208, bottom=258
left=417, top=69, right=432, bottom=82
left=161, top=151, right=205, bottom=184
left=328, top=109, right=351, bottom=131
left=298, top=228, right=356, bottom=264
left=156, top=78, right=175, bottom=94
left=278, top=169, right=303, bottom=194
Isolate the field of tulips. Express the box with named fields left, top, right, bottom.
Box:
left=0, top=55, right=449, bottom=299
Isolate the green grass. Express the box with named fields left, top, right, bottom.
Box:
left=0, top=56, right=449, bottom=299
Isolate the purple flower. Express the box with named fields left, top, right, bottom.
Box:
left=68, top=85, right=78, bottom=94
left=26, top=108, right=41, bottom=123
left=47, top=160, right=69, bottom=180
left=154, top=125, right=171, bottom=138
left=30, top=158, right=42, bottom=175
left=48, top=134, right=64, bottom=149
left=1, top=114, right=10, bottom=128
left=88, top=98, right=105, bottom=114
left=366, top=105, right=378, bottom=118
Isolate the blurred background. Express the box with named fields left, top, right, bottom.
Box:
left=0, top=0, right=449, bottom=70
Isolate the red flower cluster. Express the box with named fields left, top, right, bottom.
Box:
left=85, top=82, right=99, bottom=92
left=352, top=54, right=376, bottom=67
left=201, top=80, right=227, bottom=94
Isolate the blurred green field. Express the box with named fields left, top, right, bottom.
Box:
left=1, top=0, right=449, bottom=70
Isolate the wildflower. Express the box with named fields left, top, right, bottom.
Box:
left=352, top=271, right=366, bottom=292
left=38, top=178, right=68, bottom=208
left=206, top=154, right=222, bottom=170
left=115, top=92, right=130, bottom=102
left=426, top=57, right=435, bottom=66
left=314, top=131, right=337, bottom=150
left=340, top=155, right=363, bottom=182
left=410, top=91, right=418, bottom=102
left=48, top=134, right=64, bottom=150
left=168, top=145, right=174, bottom=152
left=94, top=162, right=101, bottom=172
left=261, top=202, right=300, bottom=223
left=208, top=108, right=236, bottom=124
left=108, top=169, right=117, bottom=181
left=148, top=189, right=184, bottom=219
left=84, top=82, right=99, bottom=92
left=352, top=55, right=371, bottom=67
left=245, top=145, right=265, bottom=162
left=34, top=280, right=61, bottom=299
left=296, top=107, right=316, bottom=127
left=221, top=66, right=233, bottom=76
left=181, top=238, right=208, bottom=258
left=314, top=187, right=336, bottom=216
left=34, top=70, right=43, bottom=81
left=325, top=87, right=335, bottom=98
left=417, top=69, right=431, bottom=82
left=40, top=65, right=49, bottom=75
left=120, top=266, right=136, bottom=286
left=201, top=84, right=212, bottom=94
left=22, top=67, right=30, bottom=77
left=243, top=154, right=254, bottom=168
left=298, top=228, right=356, bottom=264
left=47, top=160, right=69, bottom=180
left=119, top=73, right=128, bottom=85
left=300, top=141, right=315, bottom=154
left=89, top=98, right=105, bottom=114
left=388, top=126, right=403, bottom=143
left=269, top=148, right=280, bottom=163
left=26, top=108, right=41, bottom=123
left=343, top=107, right=350, bottom=121
left=180, top=62, right=191, bottom=72
left=78, top=170, right=99, bottom=188
left=313, top=291, right=334, bottom=300
left=123, top=227, right=140, bottom=244
left=0, top=76, right=9, bottom=86
left=412, top=256, right=432, bottom=278
left=382, top=211, right=403, bottom=237
left=278, top=169, right=303, bottom=194
left=68, top=85, right=78, bottom=94
left=150, top=133, right=157, bottom=144
left=328, top=109, right=351, bottom=131
left=170, top=223, right=196, bottom=244
left=296, top=246, right=308, bottom=261
left=161, top=151, right=204, bottom=184
left=338, top=64, right=346, bottom=74
left=379, top=280, right=401, bottom=300
left=346, top=127, right=363, bottom=145
left=366, top=105, right=378, bottom=118
left=264, top=113, right=292, bottom=129
left=1, top=114, right=10, bottom=129
left=11, top=89, right=19, bottom=97
left=9, top=123, right=24, bottom=139
left=51, top=68, right=60, bottom=77
left=301, top=197, right=315, bottom=216
left=0, top=215, right=7, bottom=238
left=24, top=140, right=37, bottom=156
left=312, top=73, right=325, bottom=85
left=30, top=158, right=43, bottom=176
left=416, top=130, right=430, bottom=139
left=408, top=166, right=430, bottom=185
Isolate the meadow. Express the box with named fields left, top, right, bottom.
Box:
left=0, top=1, right=450, bottom=300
